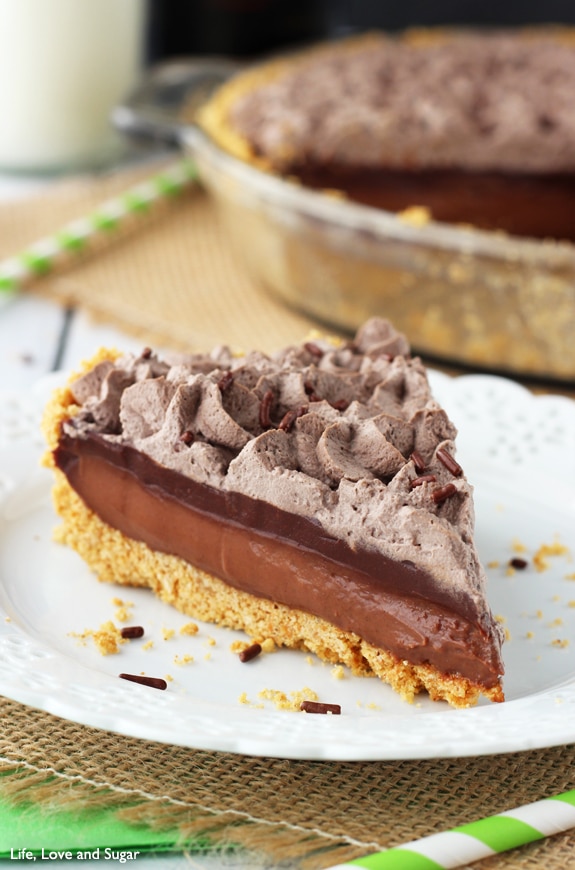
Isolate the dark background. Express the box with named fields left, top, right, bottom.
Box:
left=147, top=0, right=575, bottom=61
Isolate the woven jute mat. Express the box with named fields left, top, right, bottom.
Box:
left=2, top=696, right=575, bottom=868
left=2, top=162, right=575, bottom=867
left=0, top=158, right=321, bottom=355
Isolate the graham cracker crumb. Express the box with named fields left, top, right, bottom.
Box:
left=512, top=538, right=528, bottom=554
left=551, top=639, right=569, bottom=648
left=72, top=620, right=126, bottom=656
left=495, top=615, right=510, bottom=641
left=260, top=638, right=276, bottom=653
left=397, top=205, right=431, bottom=226
left=487, top=561, right=500, bottom=569
left=533, top=539, right=570, bottom=573
left=161, top=626, right=176, bottom=641
left=112, top=597, right=134, bottom=623
left=174, top=653, right=194, bottom=666
left=234, top=637, right=275, bottom=655
left=94, top=622, right=125, bottom=654
left=331, top=665, right=345, bottom=680
left=180, top=621, right=199, bottom=636
left=238, top=692, right=264, bottom=709
left=259, top=687, right=319, bottom=711
left=114, top=606, right=132, bottom=623
left=142, top=640, right=154, bottom=651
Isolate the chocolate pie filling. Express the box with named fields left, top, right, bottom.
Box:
left=289, top=167, right=575, bottom=241
left=54, top=430, right=503, bottom=689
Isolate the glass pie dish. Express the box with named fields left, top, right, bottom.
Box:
left=113, top=58, right=575, bottom=383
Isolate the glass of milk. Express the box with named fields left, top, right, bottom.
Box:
left=0, top=0, right=147, bottom=173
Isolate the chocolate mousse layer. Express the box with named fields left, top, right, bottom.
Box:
left=51, top=318, right=504, bottom=694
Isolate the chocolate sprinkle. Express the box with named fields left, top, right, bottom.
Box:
left=278, top=405, right=308, bottom=432
left=410, top=450, right=427, bottom=473
left=303, top=380, right=322, bottom=403
left=410, top=474, right=436, bottom=488
left=180, top=429, right=195, bottom=445
left=119, top=673, right=167, bottom=690
left=120, top=626, right=145, bottom=639
left=239, top=642, right=262, bottom=662
left=259, top=389, right=275, bottom=428
left=217, top=370, right=234, bottom=392
left=437, top=447, right=463, bottom=477
left=300, top=700, right=341, bottom=715
left=330, top=398, right=350, bottom=411
left=432, top=483, right=458, bottom=504
left=510, top=557, right=529, bottom=570
left=304, top=342, right=324, bottom=358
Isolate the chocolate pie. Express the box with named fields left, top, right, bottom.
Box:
left=43, top=319, right=504, bottom=707
left=197, top=28, right=575, bottom=241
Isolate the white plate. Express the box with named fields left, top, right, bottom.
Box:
left=1, top=372, right=575, bottom=760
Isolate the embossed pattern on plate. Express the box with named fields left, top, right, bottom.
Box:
left=0, top=373, right=574, bottom=759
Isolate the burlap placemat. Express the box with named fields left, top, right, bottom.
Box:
left=1, top=696, right=575, bottom=868
left=2, top=163, right=574, bottom=867
left=0, top=159, right=324, bottom=355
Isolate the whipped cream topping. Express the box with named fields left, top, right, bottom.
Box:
left=65, top=319, right=499, bottom=633
left=229, top=31, right=575, bottom=174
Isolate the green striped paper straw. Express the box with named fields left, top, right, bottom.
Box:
left=0, top=160, right=198, bottom=296
left=327, top=789, right=575, bottom=869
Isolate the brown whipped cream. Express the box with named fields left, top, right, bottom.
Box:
left=228, top=31, right=575, bottom=174
left=60, top=319, right=502, bottom=660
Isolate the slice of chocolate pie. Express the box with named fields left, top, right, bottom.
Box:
left=42, top=319, right=504, bottom=707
